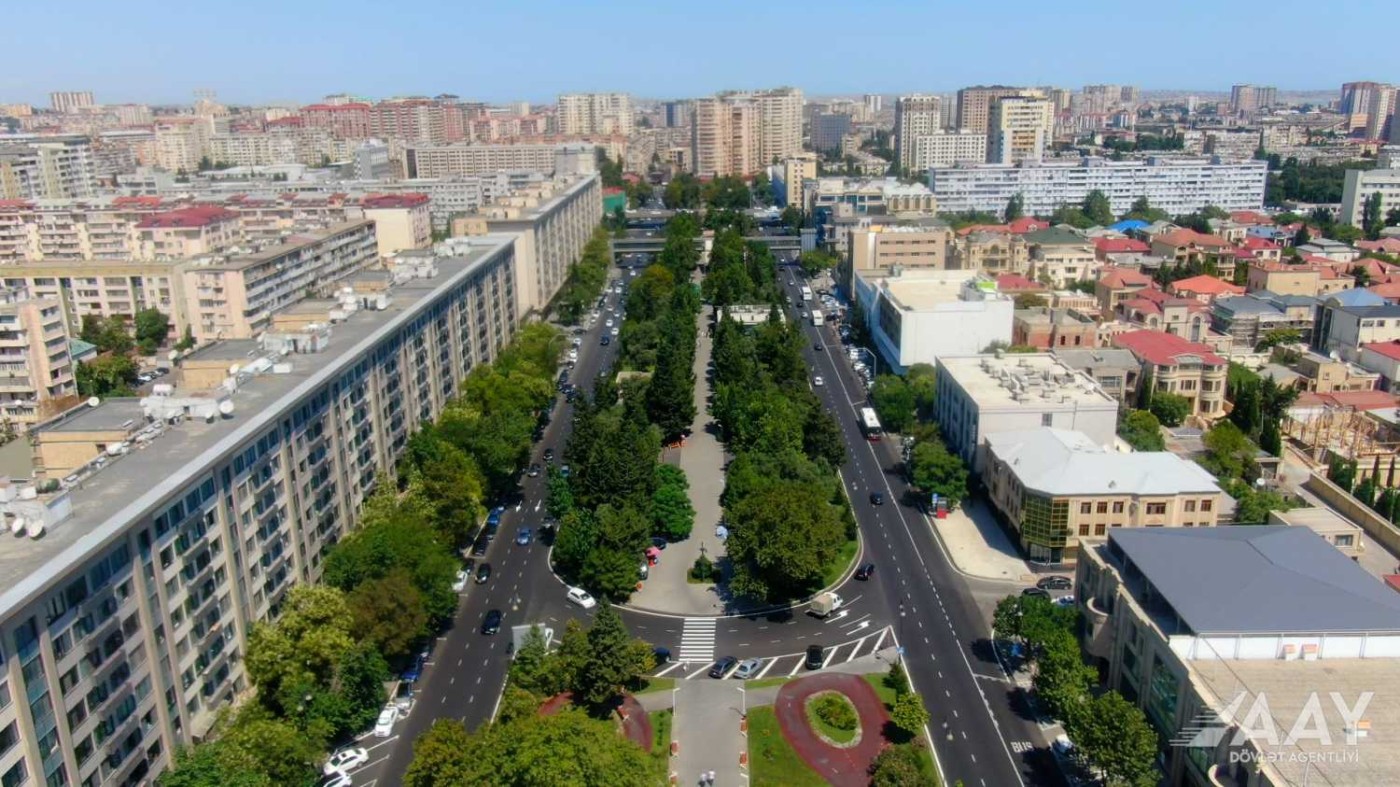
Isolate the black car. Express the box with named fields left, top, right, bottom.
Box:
left=475, top=563, right=492, bottom=584
left=813, top=343, right=824, bottom=351
left=652, top=646, right=671, bottom=665
left=855, top=562, right=875, bottom=581
left=556, top=371, right=569, bottom=391
left=527, top=464, right=541, bottom=478
left=462, top=558, right=476, bottom=576
left=481, top=609, right=503, bottom=635
left=1022, top=587, right=1051, bottom=599
left=805, top=645, right=824, bottom=671
left=650, top=536, right=668, bottom=551
left=470, top=537, right=488, bottom=557
left=708, top=656, right=738, bottom=679
left=1037, top=575, right=1073, bottom=591
left=870, top=491, right=884, bottom=505
left=600, top=335, right=612, bottom=346
left=543, top=448, right=555, bottom=462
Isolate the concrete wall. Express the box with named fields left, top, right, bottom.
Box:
left=1303, top=471, right=1400, bottom=557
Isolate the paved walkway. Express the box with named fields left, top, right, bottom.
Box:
left=773, top=673, right=890, bottom=787
left=630, top=303, right=732, bottom=616
left=672, top=677, right=745, bottom=786
left=931, top=496, right=1035, bottom=583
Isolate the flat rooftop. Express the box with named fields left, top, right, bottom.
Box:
left=183, top=339, right=263, bottom=363
left=38, top=400, right=147, bottom=434
left=1051, top=347, right=1140, bottom=371
left=873, top=269, right=1005, bottom=312
left=1109, top=526, right=1400, bottom=636
left=1190, top=658, right=1400, bottom=786
left=188, top=220, right=371, bottom=271
left=940, top=354, right=1118, bottom=410
left=278, top=298, right=340, bottom=316
left=0, top=235, right=517, bottom=616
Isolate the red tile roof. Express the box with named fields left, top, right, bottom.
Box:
left=1293, top=390, right=1398, bottom=412
left=1361, top=339, right=1400, bottom=362
left=1167, top=275, right=1245, bottom=297
left=0, top=200, right=35, bottom=210
left=1368, top=283, right=1400, bottom=302
left=301, top=103, right=372, bottom=111
left=1358, top=238, right=1400, bottom=254
left=1241, top=236, right=1281, bottom=251
left=1094, top=237, right=1151, bottom=254
left=1229, top=210, right=1275, bottom=226
left=136, top=205, right=238, bottom=229
left=111, top=196, right=165, bottom=208
left=995, top=273, right=1043, bottom=291
left=1113, top=330, right=1226, bottom=366
left=955, top=223, right=1010, bottom=236
left=360, top=193, right=429, bottom=209
left=1098, top=266, right=1153, bottom=288
left=1007, top=217, right=1050, bottom=234
left=1154, top=228, right=1232, bottom=249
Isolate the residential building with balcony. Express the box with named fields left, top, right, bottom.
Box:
left=0, top=287, right=76, bottom=429
left=1095, top=266, right=1154, bottom=314
left=1025, top=226, right=1098, bottom=287
left=0, top=137, right=97, bottom=201
left=951, top=230, right=1029, bottom=275
left=0, top=234, right=521, bottom=787
left=1076, top=527, right=1400, bottom=787
left=1166, top=274, right=1244, bottom=304
left=135, top=207, right=241, bottom=261
left=1311, top=288, right=1400, bottom=363
left=983, top=427, right=1222, bottom=564
left=1210, top=292, right=1316, bottom=349
left=934, top=353, right=1119, bottom=472
left=359, top=194, right=431, bottom=258
left=1113, top=330, right=1228, bottom=418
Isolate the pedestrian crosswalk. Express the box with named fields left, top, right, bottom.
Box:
left=678, top=618, right=717, bottom=662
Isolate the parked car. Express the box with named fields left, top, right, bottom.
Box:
left=805, top=645, right=825, bottom=670
left=855, top=562, right=876, bottom=581
left=814, top=343, right=824, bottom=351
left=470, top=537, right=488, bottom=557
left=527, top=464, right=541, bottom=478
left=1022, top=587, right=1051, bottom=599
left=1036, top=575, right=1073, bottom=591
left=566, top=586, right=597, bottom=609
left=451, top=570, right=470, bottom=593
left=323, top=747, right=369, bottom=775
left=611, top=326, right=620, bottom=336
left=373, top=705, right=399, bottom=737
left=732, top=658, right=762, bottom=679
left=481, top=609, right=503, bottom=635
left=650, top=536, right=668, bottom=551
left=653, top=646, right=671, bottom=664
left=320, top=774, right=353, bottom=787
left=708, top=656, right=738, bottom=678
left=475, top=563, right=492, bottom=584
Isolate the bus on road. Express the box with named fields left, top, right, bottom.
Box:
left=800, top=286, right=813, bottom=303
left=811, top=310, right=824, bottom=326
left=859, top=407, right=883, bottom=441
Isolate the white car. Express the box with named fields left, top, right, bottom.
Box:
left=605, top=318, right=614, bottom=328
left=565, top=586, right=597, bottom=609
left=452, top=570, right=470, bottom=593
left=814, top=376, right=824, bottom=387
left=373, top=705, right=399, bottom=737
left=610, top=326, right=620, bottom=336
left=320, top=774, right=353, bottom=787
left=323, top=747, right=369, bottom=776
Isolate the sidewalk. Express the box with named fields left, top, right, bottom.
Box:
left=672, top=679, right=745, bottom=787
left=931, top=497, right=1036, bottom=584
left=629, top=303, right=732, bottom=615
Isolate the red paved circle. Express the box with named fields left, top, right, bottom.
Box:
left=539, top=692, right=653, bottom=752
left=773, top=673, right=890, bottom=786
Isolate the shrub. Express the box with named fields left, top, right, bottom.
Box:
left=690, top=555, right=714, bottom=582
left=813, top=694, right=857, bottom=731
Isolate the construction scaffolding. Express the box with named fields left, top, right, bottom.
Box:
left=1285, top=404, right=1400, bottom=479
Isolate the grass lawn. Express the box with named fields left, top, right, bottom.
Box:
left=649, top=709, right=672, bottom=780
left=820, top=536, right=860, bottom=588
left=805, top=692, right=859, bottom=744
left=864, top=675, right=940, bottom=782
left=746, top=676, right=791, bottom=690
left=747, top=707, right=828, bottom=787
left=634, top=676, right=675, bottom=695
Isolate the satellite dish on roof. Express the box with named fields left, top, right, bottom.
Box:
left=86, top=397, right=100, bottom=408
left=218, top=400, right=235, bottom=416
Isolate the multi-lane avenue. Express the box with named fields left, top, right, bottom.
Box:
left=356, top=256, right=1060, bottom=787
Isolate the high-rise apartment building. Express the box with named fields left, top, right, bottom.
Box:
left=556, top=93, right=634, bottom=136
left=663, top=100, right=692, bottom=129
left=810, top=112, right=853, bottom=154
left=1340, top=81, right=1394, bottom=135
left=863, top=94, right=883, bottom=116
left=1047, top=88, right=1072, bottom=113
left=1340, top=164, right=1400, bottom=227
left=0, top=137, right=97, bottom=200
left=299, top=103, right=373, bottom=139
left=894, top=95, right=943, bottom=172
left=956, top=86, right=1031, bottom=134
left=48, top=91, right=95, bottom=114
left=987, top=96, right=1053, bottom=164
left=754, top=87, right=804, bottom=166
left=911, top=130, right=987, bottom=170
left=403, top=142, right=593, bottom=178
left=153, top=118, right=213, bottom=172
left=1229, top=84, right=1278, bottom=115
left=0, top=286, right=76, bottom=429
left=690, top=95, right=768, bottom=177
left=1366, top=87, right=1398, bottom=141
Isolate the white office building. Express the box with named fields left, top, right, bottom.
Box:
left=928, top=156, right=1267, bottom=217
left=852, top=269, right=1013, bottom=374
left=911, top=130, right=988, bottom=170
left=1340, top=164, right=1400, bottom=227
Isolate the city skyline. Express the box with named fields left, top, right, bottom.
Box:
left=5, top=0, right=1396, bottom=106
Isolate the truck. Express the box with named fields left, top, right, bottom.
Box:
left=810, top=592, right=843, bottom=617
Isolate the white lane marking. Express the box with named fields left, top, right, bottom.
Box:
left=754, top=658, right=777, bottom=680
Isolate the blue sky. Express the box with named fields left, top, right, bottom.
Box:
left=6, top=0, right=1395, bottom=106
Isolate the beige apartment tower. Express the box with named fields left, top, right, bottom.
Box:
left=0, top=287, right=77, bottom=428
left=556, top=93, right=634, bottom=136
left=987, top=96, right=1053, bottom=164
left=691, top=97, right=760, bottom=177
left=894, top=95, right=942, bottom=172
left=956, top=85, right=1031, bottom=134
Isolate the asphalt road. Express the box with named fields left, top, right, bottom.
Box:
left=777, top=272, right=1059, bottom=787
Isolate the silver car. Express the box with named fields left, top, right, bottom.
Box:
left=732, top=658, right=763, bottom=679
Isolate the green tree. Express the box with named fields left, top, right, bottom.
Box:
left=75, top=355, right=139, bottom=397
left=1065, top=691, right=1160, bottom=787
left=1147, top=391, right=1191, bottom=427
left=175, top=324, right=196, bottom=352
left=577, top=602, right=653, bottom=708
left=244, top=585, right=356, bottom=717
left=908, top=439, right=969, bottom=509
left=726, top=480, right=847, bottom=601
left=406, top=710, right=653, bottom=787
left=1353, top=474, right=1379, bottom=508
left=890, top=692, right=930, bottom=738
left=1004, top=193, right=1024, bottom=222
left=644, top=324, right=696, bottom=441
left=1082, top=189, right=1115, bottom=226
left=1199, top=421, right=1257, bottom=482
left=1124, top=195, right=1169, bottom=222
left=1117, top=410, right=1165, bottom=452
left=651, top=464, right=695, bottom=540
left=348, top=570, right=428, bottom=661
left=870, top=375, right=916, bottom=433
left=868, top=742, right=935, bottom=787
left=1013, top=292, right=1047, bottom=309
left=81, top=314, right=135, bottom=355
left=1328, top=457, right=1358, bottom=493
left=797, top=249, right=838, bottom=277
left=220, top=717, right=323, bottom=787
left=159, top=743, right=273, bottom=787
left=507, top=626, right=563, bottom=697
left=134, top=307, right=169, bottom=354
left=1032, top=629, right=1096, bottom=720
left=802, top=405, right=847, bottom=469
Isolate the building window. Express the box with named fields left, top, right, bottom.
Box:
left=1096, top=502, right=1108, bottom=514
left=1184, top=500, right=1197, bottom=512
left=1145, top=503, right=1167, bottom=516
left=1042, top=413, right=1054, bottom=427
left=1335, top=534, right=1354, bottom=547
left=1200, top=499, right=1213, bottom=512
left=1079, top=524, right=1090, bottom=536
left=1080, top=502, right=1092, bottom=515
left=1112, top=501, right=1124, bottom=514
left=1094, top=523, right=1107, bottom=536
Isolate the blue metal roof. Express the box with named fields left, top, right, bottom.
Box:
left=1109, top=219, right=1149, bottom=232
